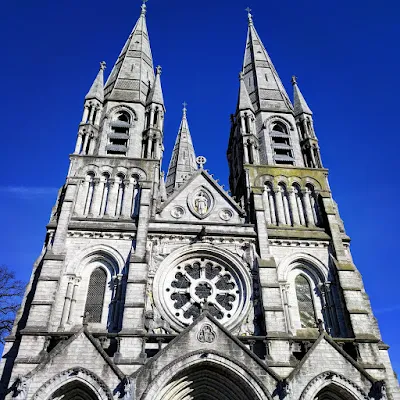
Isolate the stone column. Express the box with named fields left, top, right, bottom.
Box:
left=121, top=179, right=134, bottom=218
left=91, top=178, right=104, bottom=217
left=146, top=136, right=152, bottom=159
left=67, top=278, right=80, bottom=324
left=60, top=277, right=74, bottom=328
left=243, top=141, right=249, bottom=164
left=100, top=181, right=109, bottom=217
left=106, top=180, right=119, bottom=217
left=240, top=115, right=246, bottom=133
left=289, top=188, right=301, bottom=225
left=81, top=134, right=90, bottom=155
left=296, top=191, right=306, bottom=226
left=94, top=107, right=102, bottom=126
left=262, top=188, right=271, bottom=224
left=115, top=183, right=124, bottom=217
left=282, top=191, right=292, bottom=225
left=88, top=133, right=96, bottom=155
left=74, top=133, right=83, bottom=154
left=149, top=106, right=155, bottom=127
left=83, top=181, right=94, bottom=216
left=75, top=180, right=88, bottom=216
left=81, top=106, right=89, bottom=123
left=275, top=187, right=286, bottom=225
left=88, top=105, right=95, bottom=124
left=281, top=283, right=292, bottom=333
left=302, top=188, right=315, bottom=227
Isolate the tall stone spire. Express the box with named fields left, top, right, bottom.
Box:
left=147, top=65, right=165, bottom=108
left=104, top=1, right=154, bottom=103
left=165, top=104, right=198, bottom=195
left=242, top=9, right=292, bottom=113
left=85, top=62, right=105, bottom=102
left=292, top=75, right=313, bottom=116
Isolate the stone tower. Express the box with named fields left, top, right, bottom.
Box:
left=0, top=5, right=398, bottom=400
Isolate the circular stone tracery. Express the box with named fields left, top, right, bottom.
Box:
left=153, top=246, right=250, bottom=332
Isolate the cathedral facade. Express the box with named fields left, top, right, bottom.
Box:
left=1, top=4, right=399, bottom=400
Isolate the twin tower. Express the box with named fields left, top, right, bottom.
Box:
left=1, top=3, right=398, bottom=400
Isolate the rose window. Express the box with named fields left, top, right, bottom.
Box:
left=154, top=251, right=250, bottom=331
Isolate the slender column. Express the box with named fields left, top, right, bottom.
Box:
left=268, top=190, right=277, bottom=225
left=91, top=178, right=104, bottom=217
left=154, top=138, right=161, bottom=159
left=75, top=180, right=88, bottom=215
left=282, top=191, right=292, bottom=225
left=112, top=274, right=123, bottom=330
left=262, top=188, right=271, bottom=224
left=88, top=179, right=99, bottom=215
left=302, top=189, right=315, bottom=226
left=275, top=188, right=286, bottom=225
left=289, top=188, right=301, bottom=225
left=309, top=147, right=317, bottom=168
left=296, top=192, right=306, bottom=226
left=281, top=284, right=292, bottom=332
left=121, top=180, right=134, bottom=218
left=240, top=115, right=246, bottom=133
left=149, top=106, right=155, bottom=127
left=320, top=283, right=334, bottom=335
left=60, top=277, right=74, bottom=327
left=116, top=183, right=124, bottom=217
left=310, top=192, right=320, bottom=225
left=146, top=136, right=152, bottom=158
left=67, top=278, right=80, bottom=324
left=88, top=106, right=95, bottom=124
left=82, top=134, right=90, bottom=155
left=243, top=141, right=249, bottom=163
left=83, top=181, right=94, bottom=215
left=106, top=180, right=119, bottom=217
left=74, top=133, right=83, bottom=154
left=88, top=134, right=96, bottom=155
left=82, top=106, right=89, bottom=123
left=100, top=181, right=109, bottom=217
left=94, top=107, right=102, bottom=126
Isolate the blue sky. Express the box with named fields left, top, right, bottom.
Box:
left=0, top=0, right=399, bottom=373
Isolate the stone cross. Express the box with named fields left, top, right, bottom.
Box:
left=196, top=156, right=207, bottom=169
left=100, top=61, right=106, bottom=70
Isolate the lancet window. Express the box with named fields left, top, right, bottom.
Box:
left=84, top=267, right=107, bottom=323
left=270, top=122, right=294, bottom=165
left=295, top=274, right=317, bottom=328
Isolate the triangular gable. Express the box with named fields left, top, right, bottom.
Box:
left=287, top=333, right=376, bottom=399
left=133, top=313, right=280, bottom=399
left=22, top=328, right=124, bottom=397
left=157, top=169, right=245, bottom=224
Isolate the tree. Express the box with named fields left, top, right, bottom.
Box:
left=0, top=265, right=25, bottom=343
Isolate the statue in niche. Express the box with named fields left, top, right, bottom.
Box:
left=238, top=305, right=255, bottom=336
left=194, top=191, right=209, bottom=215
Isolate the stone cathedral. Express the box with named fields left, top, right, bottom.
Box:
left=1, top=3, right=399, bottom=400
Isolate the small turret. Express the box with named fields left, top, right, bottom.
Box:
left=292, top=76, right=322, bottom=168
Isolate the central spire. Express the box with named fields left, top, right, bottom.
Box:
left=165, top=104, right=198, bottom=195
left=104, top=1, right=154, bottom=103
left=242, top=10, right=292, bottom=113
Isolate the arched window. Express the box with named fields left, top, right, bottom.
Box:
left=84, top=267, right=107, bottom=323
left=270, top=121, right=294, bottom=165
left=295, top=274, right=317, bottom=328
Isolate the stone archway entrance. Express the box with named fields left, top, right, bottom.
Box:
left=315, top=385, right=359, bottom=400
left=155, top=363, right=260, bottom=400
left=50, top=381, right=99, bottom=400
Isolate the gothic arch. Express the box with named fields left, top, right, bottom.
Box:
left=32, top=367, right=113, bottom=400
left=140, top=352, right=271, bottom=400
left=299, top=371, right=369, bottom=400
left=277, top=252, right=329, bottom=283
left=128, top=166, right=147, bottom=180
left=263, top=115, right=295, bottom=131
left=105, top=104, right=138, bottom=122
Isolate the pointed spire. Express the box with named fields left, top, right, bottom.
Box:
left=242, top=10, right=293, bottom=113
left=147, top=65, right=165, bottom=108
left=292, top=76, right=313, bottom=116
left=104, top=1, right=154, bottom=103
left=85, top=62, right=105, bottom=102
left=165, top=103, right=198, bottom=195
left=237, top=72, right=254, bottom=112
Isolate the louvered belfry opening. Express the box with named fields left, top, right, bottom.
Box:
left=84, top=267, right=107, bottom=322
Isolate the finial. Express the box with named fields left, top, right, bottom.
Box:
left=100, top=61, right=106, bottom=71
left=156, top=65, right=162, bottom=75
left=245, top=7, right=253, bottom=25
left=291, top=75, right=298, bottom=86
left=196, top=156, right=207, bottom=169
left=182, top=101, right=188, bottom=116
left=141, top=0, right=148, bottom=15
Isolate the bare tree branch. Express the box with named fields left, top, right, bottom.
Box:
left=0, top=265, right=25, bottom=343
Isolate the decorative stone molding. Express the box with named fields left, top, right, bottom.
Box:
left=197, top=323, right=217, bottom=343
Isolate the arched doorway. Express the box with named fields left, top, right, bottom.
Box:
left=154, top=363, right=260, bottom=400
left=50, top=381, right=98, bottom=400
left=315, top=385, right=359, bottom=400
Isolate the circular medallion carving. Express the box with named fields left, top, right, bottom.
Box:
left=171, top=206, right=185, bottom=219
left=197, top=323, right=216, bottom=343
left=153, top=244, right=251, bottom=332
left=219, top=209, right=233, bottom=221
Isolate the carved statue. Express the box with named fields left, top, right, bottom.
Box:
left=144, top=306, right=173, bottom=334
left=239, top=305, right=255, bottom=336
left=13, top=376, right=29, bottom=400
left=194, top=191, right=209, bottom=215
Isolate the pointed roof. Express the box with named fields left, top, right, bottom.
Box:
left=165, top=104, right=198, bottom=195
left=237, top=72, right=254, bottom=112
left=292, top=76, right=313, bottom=116
left=147, top=65, right=165, bottom=108
left=85, top=61, right=105, bottom=102
left=104, top=2, right=154, bottom=103
left=242, top=10, right=293, bottom=113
